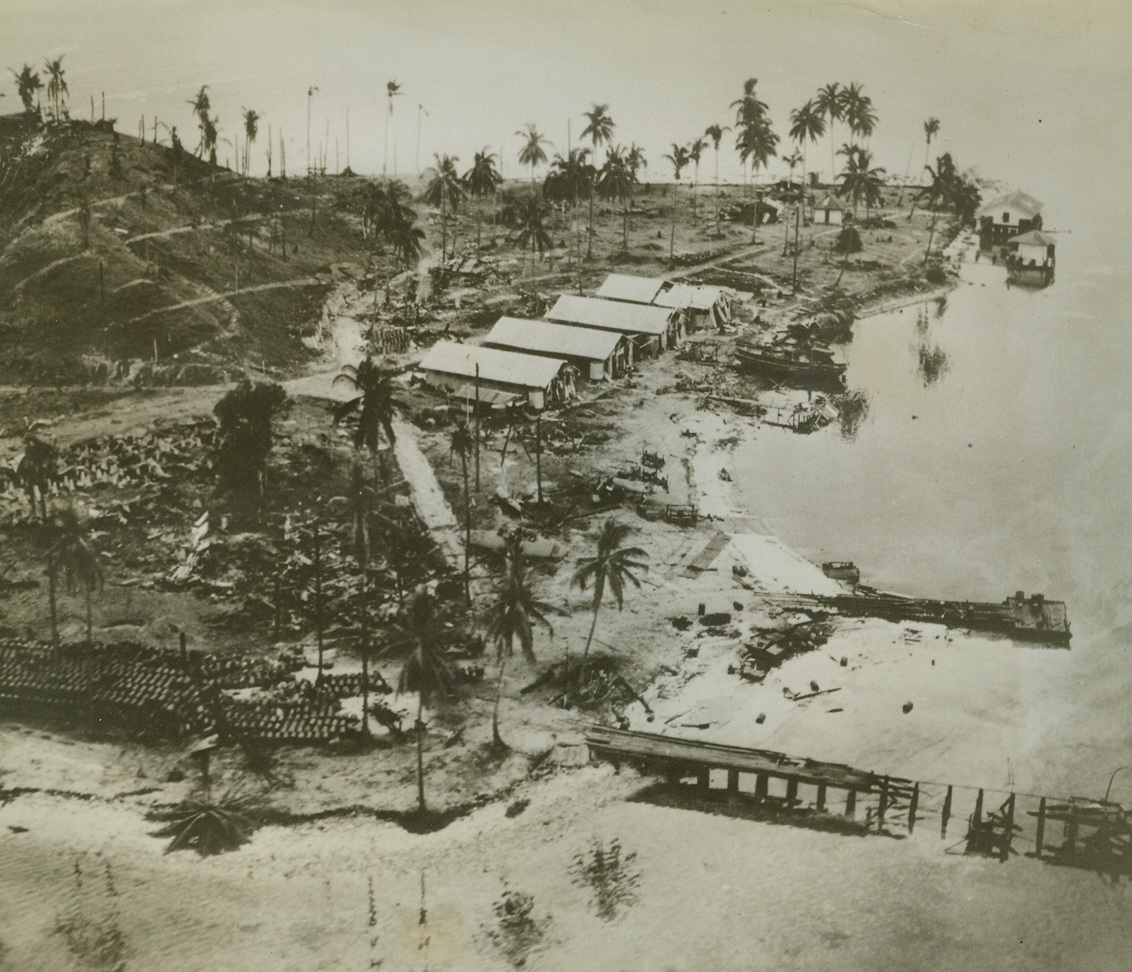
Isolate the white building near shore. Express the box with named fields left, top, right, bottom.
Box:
left=418, top=341, right=575, bottom=410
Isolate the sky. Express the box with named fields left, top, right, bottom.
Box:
left=3, top=0, right=1130, bottom=201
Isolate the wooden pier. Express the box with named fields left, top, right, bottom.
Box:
left=586, top=727, right=1132, bottom=876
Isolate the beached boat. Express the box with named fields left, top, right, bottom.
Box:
left=822, top=561, right=861, bottom=585
left=733, top=338, right=846, bottom=390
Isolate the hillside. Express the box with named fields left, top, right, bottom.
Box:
left=0, top=114, right=376, bottom=385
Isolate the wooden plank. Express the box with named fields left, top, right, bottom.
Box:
left=1035, top=797, right=1046, bottom=857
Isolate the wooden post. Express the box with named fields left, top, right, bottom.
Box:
left=273, top=575, right=282, bottom=640
left=666, top=766, right=682, bottom=787
left=1066, top=816, right=1079, bottom=854
left=816, top=783, right=827, bottom=811
left=941, top=785, right=953, bottom=838
left=785, top=778, right=798, bottom=805
left=696, top=767, right=710, bottom=791
left=313, top=518, right=324, bottom=683
left=908, top=782, right=920, bottom=835
left=973, top=788, right=984, bottom=828
left=844, top=789, right=857, bottom=819
left=535, top=413, right=543, bottom=506
left=754, top=773, right=768, bottom=800
left=1001, top=793, right=1016, bottom=862
left=727, top=769, right=740, bottom=795
left=877, top=776, right=890, bottom=831
left=1035, top=797, right=1047, bottom=858
left=474, top=364, right=481, bottom=492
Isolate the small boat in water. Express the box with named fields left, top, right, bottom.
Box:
left=733, top=337, right=846, bottom=390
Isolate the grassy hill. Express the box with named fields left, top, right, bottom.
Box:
left=0, top=114, right=376, bottom=385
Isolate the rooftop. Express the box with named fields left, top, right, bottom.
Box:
left=1009, top=229, right=1056, bottom=247
left=419, top=341, right=567, bottom=389
left=979, top=189, right=1044, bottom=218
left=595, top=274, right=667, bottom=304
left=546, top=295, right=674, bottom=336
left=484, top=316, right=624, bottom=361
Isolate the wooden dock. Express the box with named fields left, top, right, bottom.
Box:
left=586, top=727, right=1132, bottom=874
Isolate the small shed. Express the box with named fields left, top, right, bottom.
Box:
left=812, top=195, right=844, bottom=226
left=483, top=316, right=633, bottom=381
left=419, top=341, right=574, bottom=410
left=1006, top=229, right=1056, bottom=285
left=545, top=295, right=683, bottom=354
left=654, top=282, right=736, bottom=331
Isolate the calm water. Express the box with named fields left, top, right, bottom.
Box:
left=734, top=201, right=1132, bottom=646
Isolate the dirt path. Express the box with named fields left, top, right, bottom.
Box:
left=124, top=276, right=322, bottom=324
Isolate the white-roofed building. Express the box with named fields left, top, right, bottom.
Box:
left=418, top=341, right=575, bottom=410
left=978, top=190, right=1044, bottom=248
left=545, top=295, right=683, bottom=354
left=812, top=194, right=844, bottom=225
left=594, top=274, right=667, bottom=305
left=483, top=317, right=633, bottom=380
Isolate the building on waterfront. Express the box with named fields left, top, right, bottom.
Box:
left=483, top=316, right=634, bottom=381
left=545, top=294, right=683, bottom=354
left=978, top=190, right=1044, bottom=248
left=1005, top=229, right=1056, bottom=286
left=418, top=341, right=575, bottom=410
left=594, top=273, right=735, bottom=332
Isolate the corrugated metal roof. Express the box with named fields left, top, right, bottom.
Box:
left=546, top=295, right=674, bottom=336
left=814, top=195, right=844, bottom=211
left=595, top=274, right=666, bottom=304
left=419, top=341, right=566, bottom=389
left=484, top=317, right=623, bottom=361
left=654, top=283, right=728, bottom=312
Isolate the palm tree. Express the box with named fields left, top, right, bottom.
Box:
left=730, top=78, right=768, bottom=129
left=571, top=519, right=648, bottom=668
left=422, top=154, right=464, bottom=260
left=505, top=194, right=552, bottom=271
left=516, top=123, right=551, bottom=187
left=837, top=146, right=886, bottom=220
left=736, top=115, right=779, bottom=242
left=581, top=104, right=615, bottom=257
left=15, top=435, right=56, bottom=520
left=461, top=148, right=503, bottom=252
left=663, top=143, right=691, bottom=265
left=788, top=100, right=825, bottom=194
left=813, top=83, right=844, bottom=185
left=11, top=64, right=42, bottom=116
left=663, top=143, right=690, bottom=183
left=333, top=357, right=401, bottom=483
left=42, top=55, right=67, bottom=124
left=688, top=137, right=706, bottom=218
left=241, top=108, right=260, bottom=176
left=397, top=587, right=454, bottom=813
left=545, top=147, right=593, bottom=268
left=703, top=123, right=730, bottom=245
left=922, top=117, right=941, bottom=185
left=188, top=85, right=211, bottom=159
left=484, top=537, right=554, bottom=750
left=916, top=152, right=958, bottom=263
left=597, top=145, right=635, bottom=252
left=384, top=80, right=401, bottom=178
left=52, top=505, right=104, bottom=649
left=449, top=423, right=475, bottom=605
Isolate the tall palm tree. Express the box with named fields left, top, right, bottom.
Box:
left=505, top=194, right=553, bottom=271
left=703, top=123, right=730, bottom=245
left=788, top=100, right=825, bottom=193
left=397, top=587, right=454, bottom=813
left=916, top=152, right=958, bottom=263
left=545, top=147, right=593, bottom=268
left=42, top=56, right=67, bottom=124
left=813, top=83, right=844, bottom=185
left=11, top=64, right=42, bottom=116
left=332, top=357, right=401, bottom=483
left=736, top=115, right=779, bottom=242
left=422, top=154, right=465, bottom=260
left=922, top=117, right=941, bottom=185
left=663, top=143, right=692, bottom=264
left=483, top=537, right=554, bottom=750
left=449, top=422, right=475, bottom=605
left=384, top=80, right=401, bottom=178
left=53, top=505, right=104, bottom=649
left=241, top=108, right=260, bottom=176
left=687, top=137, right=706, bottom=218
left=461, top=148, right=503, bottom=252
left=837, top=146, right=886, bottom=220
left=571, top=519, right=648, bottom=667
left=516, top=123, right=551, bottom=186
left=663, top=143, right=691, bottom=182
left=597, top=145, right=635, bottom=252
left=730, top=78, right=768, bottom=129
left=581, top=104, right=615, bottom=257
left=188, top=85, right=211, bottom=159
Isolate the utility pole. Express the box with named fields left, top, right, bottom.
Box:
left=345, top=105, right=350, bottom=171
left=535, top=413, right=543, bottom=505
left=306, top=85, right=318, bottom=177
left=416, top=104, right=428, bottom=179
left=792, top=202, right=802, bottom=294
left=474, top=364, right=481, bottom=491
left=313, top=517, right=324, bottom=683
